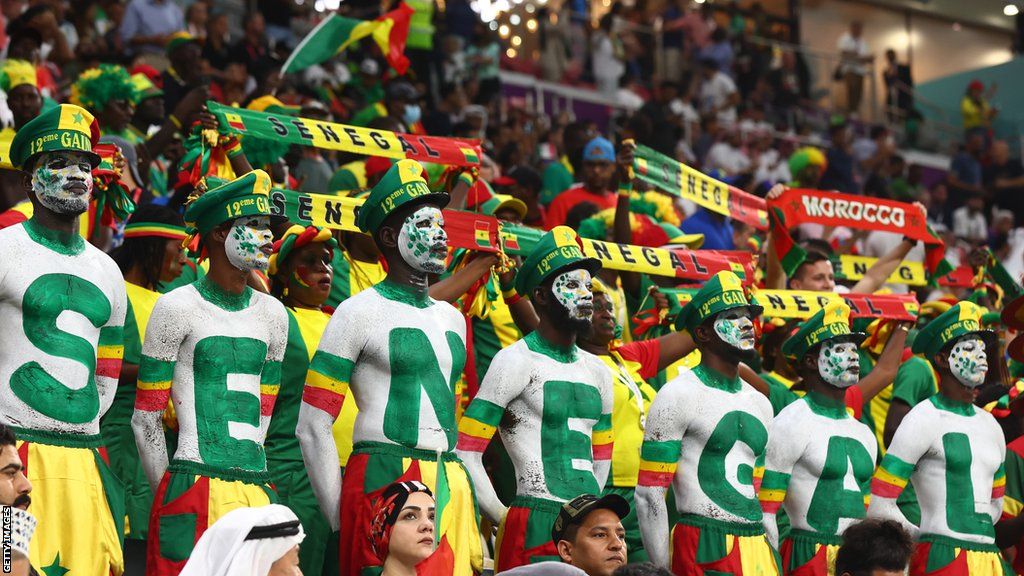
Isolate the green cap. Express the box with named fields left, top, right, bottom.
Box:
left=356, top=158, right=448, bottom=234
left=9, top=103, right=100, bottom=170
left=911, top=301, right=997, bottom=362
left=674, top=271, right=762, bottom=332
left=515, top=225, right=601, bottom=296
left=184, top=169, right=273, bottom=236
left=781, top=301, right=866, bottom=362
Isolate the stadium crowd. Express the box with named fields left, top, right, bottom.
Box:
left=0, top=1, right=1021, bottom=576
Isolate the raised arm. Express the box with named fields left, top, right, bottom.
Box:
left=455, top=350, right=529, bottom=524
left=258, top=307, right=288, bottom=439
left=854, top=321, right=910, bottom=403
left=849, top=237, right=918, bottom=294
left=295, top=312, right=366, bottom=531
left=592, top=368, right=615, bottom=490
left=635, top=386, right=687, bottom=568
left=132, top=298, right=188, bottom=490
left=765, top=184, right=787, bottom=290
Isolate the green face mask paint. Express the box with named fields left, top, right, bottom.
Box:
left=817, top=340, right=860, bottom=388
left=551, top=269, right=594, bottom=321
left=225, top=216, right=273, bottom=271
left=31, top=151, right=94, bottom=215
left=948, top=335, right=987, bottom=388
left=713, top=308, right=755, bottom=351
left=398, top=206, right=447, bottom=274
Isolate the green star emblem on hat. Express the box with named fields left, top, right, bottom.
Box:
left=673, top=271, right=762, bottom=333
left=356, top=158, right=449, bottom=234
left=9, top=103, right=100, bottom=170
left=781, top=300, right=866, bottom=362
left=911, top=301, right=997, bottom=363
left=515, top=226, right=601, bottom=296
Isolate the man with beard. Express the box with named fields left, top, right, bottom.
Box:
left=131, top=170, right=289, bottom=575
left=0, top=104, right=127, bottom=575
left=456, top=226, right=614, bottom=571
left=635, top=271, right=779, bottom=575
left=760, top=302, right=907, bottom=575
left=0, top=425, right=37, bottom=576
left=296, top=159, right=482, bottom=576
left=868, top=302, right=1011, bottom=575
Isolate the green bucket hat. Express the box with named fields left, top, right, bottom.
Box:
left=9, top=103, right=101, bottom=170
left=781, top=301, right=866, bottom=363
left=515, top=225, right=601, bottom=296
left=356, top=158, right=449, bottom=234
left=183, top=169, right=273, bottom=237
left=674, top=271, right=762, bottom=333
left=911, top=301, right=997, bottom=363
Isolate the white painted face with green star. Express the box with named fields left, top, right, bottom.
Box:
left=31, top=151, right=94, bottom=215
left=398, top=206, right=448, bottom=274
left=225, top=215, right=273, bottom=271
left=713, top=308, right=755, bottom=350
left=551, top=268, right=594, bottom=320
left=948, top=335, right=988, bottom=388
left=817, top=339, right=860, bottom=388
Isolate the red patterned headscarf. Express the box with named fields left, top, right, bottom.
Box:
left=368, top=481, right=434, bottom=562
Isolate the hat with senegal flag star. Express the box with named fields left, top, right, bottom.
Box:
left=674, top=270, right=762, bottom=333
left=183, top=169, right=273, bottom=238
left=356, top=158, right=450, bottom=235
left=515, top=225, right=601, bottom=296
left=911, top=301, right=997, bottom=363
left=9, top=103, right=101, bottom=170
left=781, top=300, right=866, bottom=363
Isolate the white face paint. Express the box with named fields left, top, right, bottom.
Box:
left=713, top=308, right=755, bottom=350
left=397, top=205, right=448, bottom=274
left=817, top=339, right=860, bottom=388
left=224, top=215, right=273, bottom=271
left=551, top=268, right=594, bottom=321
left=31, top=151, right=93, bottom=215
left=948, top=335, right=988, bottom=388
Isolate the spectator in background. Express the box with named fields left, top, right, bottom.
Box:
left=697, top=57, right=739, bottom=125
left=541, top=121, right=592, bottom=205
left=258, top=0, right=295, bottom=48
left=946, top=132, right=985, bottom=207
left=545, top=136, right=621, bottom=229
left=693, top=114, right=720, bottom=166
left=185, top=0, right=208, bottom=41
left=925, top=182, right=953, bottom=230
left=539, top=6, right=572, bottom=83
left=704, top=128, right=751, bottom=177
left=682, top=3, right=714, bottom=53
left=659, top=0, right=687, bottom=84
left=231, top=12, right=272, bottom=79
left=699, top=27, right=734, bottom=76
left=636, top=81, right=682, bottom=157
left=986, top=139, right=1024, bottom=216
left=121, top=0, right=185, bottom=59
left=768, top=50, right=810, bottom=129
left=161, top=33, right=206, bottom=116
left=819, top=120, right=857, bottom=193
left=467, top=21, right=501, bottom=106
left=203, top=11, right=232, bottom=71
left=834, top=519, right=913, bottom=576
left=952, top=191, right=988, bottom=245
left=836, top=21, right=872, bottom=116
left=961, top=79, right=997, bottom=139
left=882, top=48, right=913, bottom=123
left=507, top=165, right=545, bottom=228
left=591, top=14, right=625, bottom=96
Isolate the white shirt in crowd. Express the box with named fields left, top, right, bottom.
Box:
left=753, top=148, right=791, bottom=186
left=952, top=207, right=988, bottom=243
left=837, top=32, right=870, bottom=75
left=699, top=71, right=738, bottom=125
left=704, top=141, right=750, bottom=175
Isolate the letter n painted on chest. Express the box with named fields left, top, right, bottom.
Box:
left=383, top=329, right=465, bottom=449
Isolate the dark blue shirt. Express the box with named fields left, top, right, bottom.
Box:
left=819, top=147, right=857, bottom=193
left=680, top=207, right=735, bottom=250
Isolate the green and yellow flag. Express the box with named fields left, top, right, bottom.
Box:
left=283, top=3, right=414, bottom=75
